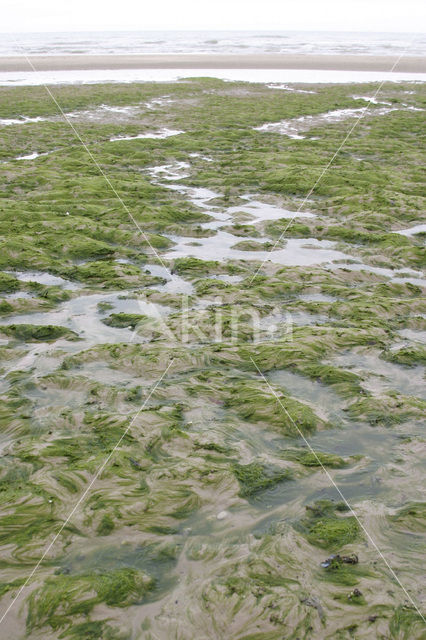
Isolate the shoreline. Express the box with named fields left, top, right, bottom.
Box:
left=0, top=53, right=425, bottom=73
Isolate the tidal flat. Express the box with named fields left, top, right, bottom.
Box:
left=0, top=78, right=425, bottom=639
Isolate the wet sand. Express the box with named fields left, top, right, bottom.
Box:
left=0, top=53, right=425, bottom=73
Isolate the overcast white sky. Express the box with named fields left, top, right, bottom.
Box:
left=1, top=0, right=425, bottom=33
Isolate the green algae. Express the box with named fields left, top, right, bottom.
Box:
left=266, top=221, right=312, bottom=239
left=0, top=461, right=36, bottom=504
left=281, top=449, right=347, bottom=468
left=389, top=502, right=426, bottom=533
left=225, top=380, right=327, bottom=435
left=27, top=568, right=154, bottom=630
left=299, top=501, right=360, bottom=550
left=301, top=363, right=363, bottom=398
left=382, top=346, right=426, bottom=368
left=333, top=589, right=367, bottom=605
left=0, top=272, right=20, bottom=292
left=321, top=563, right=370, bottom=587
left=167, top=489, right=201, bottom=519
left=232, top=240, right=273, bottom=251
left=231, top=461, right=292, bottom=498
left=26, top=281, right=72, bottom=302
left=194, top=440, right=231, bottom=455
left=389, top=605, right=426, bottom=640
left=0, top=323, right=78, bottom=342
left=241, top=325, right=387, bottom=371
left=0, top=300, right=13, bottom=314
left=346, top=394, right=426, bottom=427
left=59, top=621, right=129, bottom=640
left=0, top=577, right=26, bottom=598
left=97, top=301, right=114, bottom=312
left=43, top=411, right=135, bottom=468
left=0, top=506, right=77, bottom=548
left=307, top=518, right=359, bottom=550
left=0, top=79, right=425, bottom=639
left=68, top=260, right=163, bottom=289
left=194, top=278, right=232, bottom=295
left=223, top=223, right=260, bottom=237
left=173, top=256, right=221, bottom=276
left=102, top=312, right=148, bottom=329
left=53, top=471, right=81, bottom=495
left=96, top=513, right=115, bottom=536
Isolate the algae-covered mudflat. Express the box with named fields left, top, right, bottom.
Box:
left=0, top=78, right=425, bottom=639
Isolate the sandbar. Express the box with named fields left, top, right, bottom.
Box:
left=0, top=53, right=424, bottom=73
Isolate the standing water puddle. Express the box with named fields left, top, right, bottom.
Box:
left=165, top=231, right=351, bottom=266
left=226, top=196, right=316, bottom=222
left=110, top=128, right=184, bottom=142
left=5, top=270, right=80, bottom=290
left=268, top=368, right=347, bottom=423
left=254, top=105, right=400, bottom=139
left=0, top=292, right=171, bottom=347
left=332, top=351, right=426, bottom=399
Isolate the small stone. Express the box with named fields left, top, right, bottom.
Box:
left=217, top=510, right=229, bottom=520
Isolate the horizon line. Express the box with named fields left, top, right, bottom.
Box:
left=1, top=28, right=424, bottom=35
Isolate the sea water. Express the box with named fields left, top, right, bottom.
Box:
left=1, top=30, right=425, bottom=57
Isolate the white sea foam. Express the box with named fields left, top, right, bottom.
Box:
left=109, top=128, right=184, bottom=142
left=0, top=115, right=47, bottom=126
left=0, top=68, right=425, bottom=87
left=64, top=104, right=139, bottom=119
left=352, top=95, right=392, bottom=105
left=15, top=151, right=50, bottom=160
left=254, top=105, right=408, bottom=138
left=267, top=83, right=317, bottom=93
left=146, top=162, right=191, bottom=180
